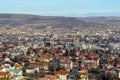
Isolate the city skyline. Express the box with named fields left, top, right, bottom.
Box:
left=0, top=0, right=120, bottom=17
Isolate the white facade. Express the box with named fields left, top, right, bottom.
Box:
left=59, top=75, right=67, bottom=80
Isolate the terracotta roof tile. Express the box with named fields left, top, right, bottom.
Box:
left=58, top=70, right=67, bottom=75
left=0, top=72, right=8, bottom=75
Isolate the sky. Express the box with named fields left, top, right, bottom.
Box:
left=0, top=0, right=119, bottom=17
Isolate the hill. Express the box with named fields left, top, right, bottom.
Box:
left=81, top=17, right=120, bottom=25
left=0, top=14, right=111, bottom=29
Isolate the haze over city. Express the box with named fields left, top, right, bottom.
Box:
left=0, top=0, right=120, bottom=80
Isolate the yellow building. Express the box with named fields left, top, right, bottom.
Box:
left=14, top=63, right=22, bottom=70
left=0, top=72, right=9, bottom=80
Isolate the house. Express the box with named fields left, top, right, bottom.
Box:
left=9, top=69, right=23, bottom=77
left=4, top=65, right=11, bottom=71
left=78, top=68, right=88, bottom=80
left=25, top=67, right=35, bottom=74
left=74, top=50, right=80, bottom=56
left=25, top=63, right=40, bottom=74
left=0, top=66, right=11, bottom=72
left=4, top=63, right=12, bottom=70
left=38, top=54, right=53, bottom=63
left=0, top=72, right=9, bottom=80
left=0, top=52, right=3, bottom=61
left=73, top=62, right=79, bottom=67
left=14, top=63, right=22, bottom=70
left=43, top=63, right=49, bottom=71
left=0, top=67, right=6, bottom=72
left=0, top=64, right=11, bottom=72
left=116, top=61, right=120, bottom=68
left=117, top=69, right=120, bottom=79
left=45, top=74, right=58, bottom=80
left=84, top=56, right=99, bottom=68
left=11, top=75, right=24, bottom=80
left=29, top=59, right=36, bottom=64
left=105, top=61, right=114, bottom=69
left=60, top=60, right=73, bottom=71
left=4, top=57, right=11, bottom=63
left=57, top=70, right=67, bottom=80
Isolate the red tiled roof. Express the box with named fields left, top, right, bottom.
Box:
left=106, top=62, right=114, bottom=66
left=8, top=78, right=12, bottom=80
left=79, top=69, right=88, bottom=74
left=58, top=70, right=67, bottom=75
left=0, top=72, right=8, bottom=75
left=86, top=57, right=98, bottom=61
left=61, top=60, right=71, bottom=64
left=117, top=61, right=120, bottom=64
